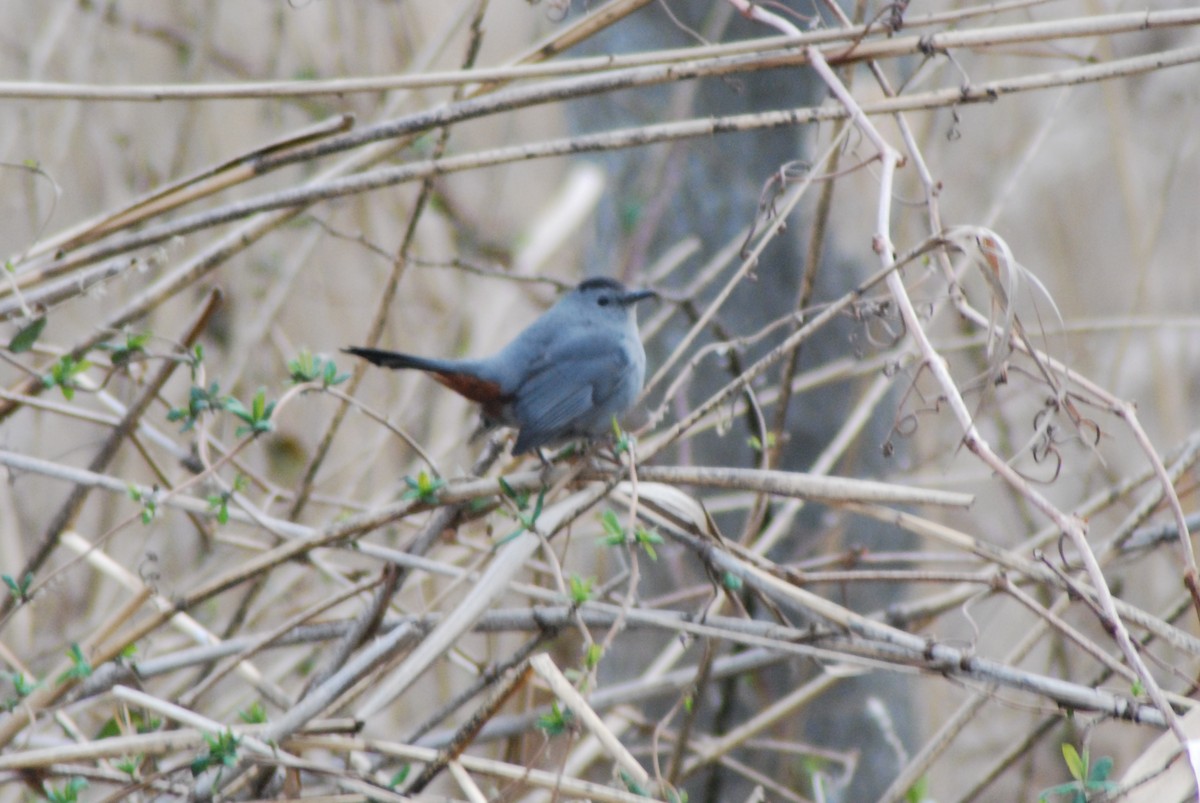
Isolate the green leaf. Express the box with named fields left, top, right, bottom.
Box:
left=287, top=349, right=318, bottom=382
left=531, top=486, right=545, bottom=521
left=192, top=729, right=241, bottom=777
left=289, top=349, right=351, bottom=387
left=190, top=754, right=210, bottom=777
left=8, top=316, right=46, bottom=353
left=3, top=671, right=38, bottom=709
left=189, top=343, right=205, bottom=377
left=95, top=709, right=157, bottom=739
left=223, top=397, right=249, bottom=422
left=1087, top=756, right=1114, bottom=786
left=904, top=775, right=928, bottom=803
left=169, top=381, right=227, bottom=431
left=323, top=360, right=350, bottom=387
left=238, top=701, right=267, bottom=724
left=402, top=471, right=444, bottom=504
left=568, top=574, right=593, bottom=604
left=56, top=643, right=92, bottom=685
left=43, top=354, right=92, bottom=400
left=99, top=331, right=151, bottom=364
left=96, top=717, right=123, bottom=739
left=114, top=755, right=142, bottom=778
left=1061, top=743, right=1084, bottom=782
left=225, top=389, right=275, bottom=436
left=43, top=777, right=87, bottom=803
left=206, top=492, right=230, bottom=525
left=501, top=485, right=548, bottom=543
left=2, top=572, right=33, bottom=601
left=610, top=414, right=631, bottom=454
left=618, top=768, right=650, bottom=796
left=599, top=509, right=626, bottom=545
left=498, top=476, right=528, bottom=509
left=388, top=764, right=411, bottom=788
left=747, top=432, right=776, bottom=452
left=634, top=526, right=663, bottom=561
left=1038, top=781, right=1082, bottom=800
left=139, top=496, right=157, bottom=525
left=536, top=701, right=573, bottom=736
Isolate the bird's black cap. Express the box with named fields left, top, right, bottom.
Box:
left=576, top=277, right=628, bottom=292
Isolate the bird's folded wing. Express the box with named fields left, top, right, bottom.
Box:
left=511, top=336, right=631, bottom=452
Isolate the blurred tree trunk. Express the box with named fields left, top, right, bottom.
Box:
left=568, top=3, right=914, bottom=800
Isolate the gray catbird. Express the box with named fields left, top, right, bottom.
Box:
left=345, top=278, right=656, bottom=454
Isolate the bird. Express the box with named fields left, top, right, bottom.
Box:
left=344, top=277, right=656, bottom=454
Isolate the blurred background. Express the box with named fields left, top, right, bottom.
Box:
left=1, top=1, right=1199, bottom=801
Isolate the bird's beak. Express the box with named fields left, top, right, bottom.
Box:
left=619, top=288, right=658, bottom=307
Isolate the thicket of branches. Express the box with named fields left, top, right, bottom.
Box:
left=2, top=1, right=1200, bottom=801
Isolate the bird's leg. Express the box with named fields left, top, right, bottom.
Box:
left=466, top=417, right=499, bottom=444
left=534, top=447, right=560, bottom=487
left=585, top=433, right=629, bottom=467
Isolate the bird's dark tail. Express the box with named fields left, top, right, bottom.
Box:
left=342, top=346, right=454, bottom=374
left=343, top=346, right=507, bottom=410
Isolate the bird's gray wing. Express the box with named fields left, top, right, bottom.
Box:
left=510, top=334, right=632, bottom=453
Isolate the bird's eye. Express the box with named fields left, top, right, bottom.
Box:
left=597, top=296, right=610, bottom=307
